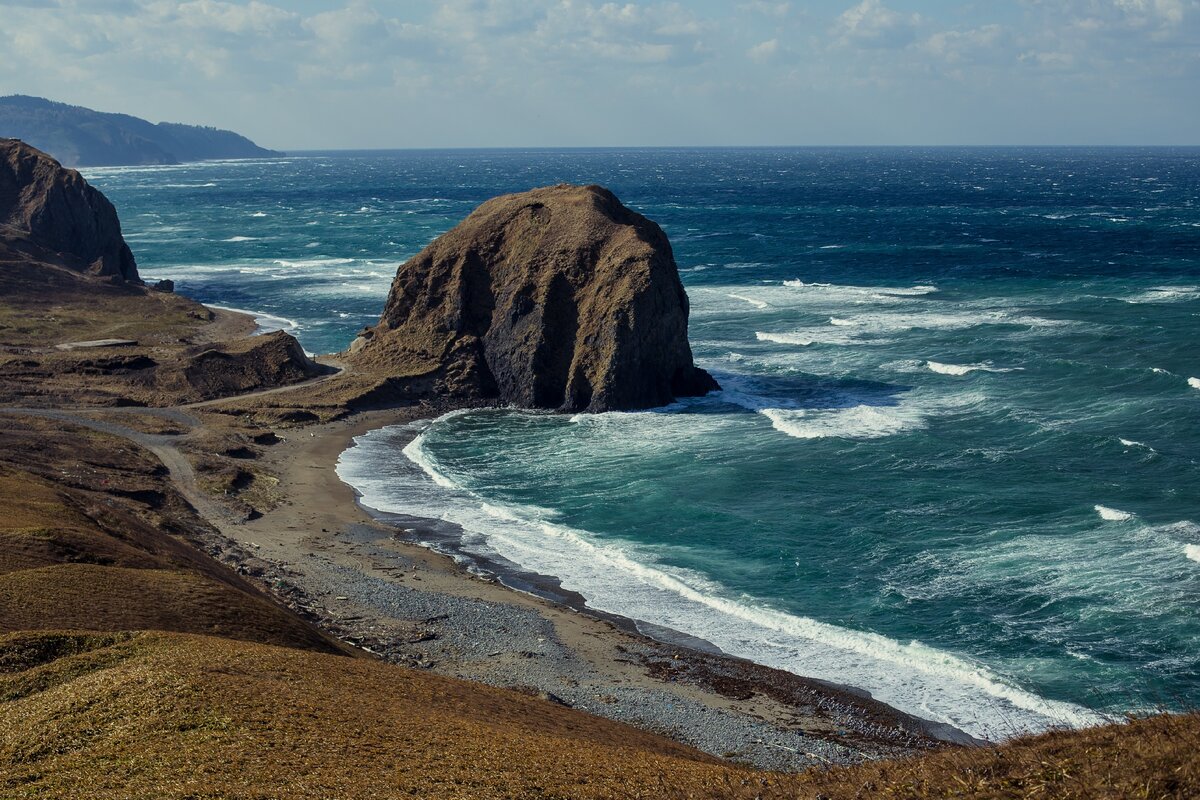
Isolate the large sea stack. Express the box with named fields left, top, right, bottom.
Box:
left=0, top=138, right=139, bottom=281
left=350, top=184, right=718, bottom=412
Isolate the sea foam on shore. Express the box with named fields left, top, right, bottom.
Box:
left=337, top=417, right=1106, bottom=743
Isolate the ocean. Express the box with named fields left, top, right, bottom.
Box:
left=83, top=147, right=1200, bottom=742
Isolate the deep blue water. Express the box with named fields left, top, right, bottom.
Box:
left=85, top=148, right=1200, bottom=740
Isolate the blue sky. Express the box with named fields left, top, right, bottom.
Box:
left=1, top=0, right=1196, bottom=148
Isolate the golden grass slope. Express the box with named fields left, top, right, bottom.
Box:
left=2, top=629, right=1197, bottom=800
left=0, top=631, right=778, bottom=800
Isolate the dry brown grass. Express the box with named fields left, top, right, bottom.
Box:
left=0, top=565, right=335, bottom=652
left=2, top=629, right=1196, bottom=800
left=797, top=712, right=1200, bottom=799
left=0, top=420, right=345, bottom=656
left=0, top=631, right=783, bottom=800
left=0, top=254, right=209, bottom=349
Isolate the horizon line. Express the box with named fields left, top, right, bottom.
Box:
left=276, top=143, right=1200, bottom=153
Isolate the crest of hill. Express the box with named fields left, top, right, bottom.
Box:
left=349, top=183, right=719, bottom=413
left=0, top=95, right=280, bottom=167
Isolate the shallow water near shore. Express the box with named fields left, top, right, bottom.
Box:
left=87, top=147, right=1200, bottom=742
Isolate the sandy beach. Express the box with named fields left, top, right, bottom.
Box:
left=162, top=400, right=965, bottom=771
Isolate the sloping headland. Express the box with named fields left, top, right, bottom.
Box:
left=0, top=138, right=1196, bottom=799
left=0, top=95, right=280, bottom=167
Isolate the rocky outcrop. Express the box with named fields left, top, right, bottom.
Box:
left=349, top=184, right=717, bottom=412
left=155, top=331, right=329, bottom=402
left=0, top=138, right=139, bottom=281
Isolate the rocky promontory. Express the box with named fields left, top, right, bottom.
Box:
left=1, top=138, right=139, bottom=282
left=349, top=184, right=718, bottom=412
left=0, top=138, right=328, bottom=408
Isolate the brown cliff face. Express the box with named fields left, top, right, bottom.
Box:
left=0, top=138, right=139, bottom=282
left=350, top=184, right=718, bottom=412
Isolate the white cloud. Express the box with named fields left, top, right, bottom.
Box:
left=834, top=0, right=921, bottom=48
left=747, top=38, right=779, bottom=62
left=0, top=0, right=1196, bottom=146
left=738, top=1, right=789, bottom=17
left=921, top=24, right=1009, bottom=65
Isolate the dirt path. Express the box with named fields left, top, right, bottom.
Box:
left=0, top=407, right=227, bottom=526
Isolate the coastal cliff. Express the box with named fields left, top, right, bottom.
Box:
left=0, top=138, right=325, bottom=408
left=349, top=184, right=718, bottom=412
left=1, top=138, right=139, bottom=282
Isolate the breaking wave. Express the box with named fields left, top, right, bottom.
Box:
left=338, top=417, right=1107, bottom=742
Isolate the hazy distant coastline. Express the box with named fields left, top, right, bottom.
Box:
left=0, top=95, right=280, bottom=167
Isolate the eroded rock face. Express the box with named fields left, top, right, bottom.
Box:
left=0, top=138, right=139, bottom=282
left=350, top=184, right=717, bottom=412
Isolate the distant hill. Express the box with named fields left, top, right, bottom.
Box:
left=0, top=95, right=281, bottom=167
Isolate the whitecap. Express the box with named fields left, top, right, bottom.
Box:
left=1095, top=505, right=1135, bottom=522
left=1118, top=438, right=1154, bottom=451
left=250, top=211, right=269, bottom=218
left=1189, top=377, right=1200, bottom=390
left=222, top=236, right=258, bottom=242
left=273, top=257, right=355, bottom=269
left=755, top=310, right=1052, bottom=348
left=927, top=361, right=1021, bottom=376
left=762, top=405, right=924, bottom=440
left=783, top=279, right=938, bottom=297
left=1186, top=544, right=1200, bottom=564
left=1126, top=287, right=1200, bottom=304
left=727, top=293, right=769, bottom=309
left=756, top=331, right=813, bottom=346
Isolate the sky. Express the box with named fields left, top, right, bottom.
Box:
left=0, top=0, right=1197, bottom=148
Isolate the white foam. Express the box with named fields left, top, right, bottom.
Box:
left=727, top=293, right=769, bottom=309
left=337, top=418, right=1107, bottom=741
left=755, top=331, right=813, bottom=346
left=1095, top=505, right=1135, bottom=522
left=1126, top=287, right=1200, bottom=304
left=755, top=310, right=1052, bottom=348
left=1186, top=544, right=1200, bottom=564
left=250, top=211, right=269, bottom=218
left=762, top=405, right=924, bottom=440
left=273, top=257, right=355, bottom=269
left=927, top=361, right=1021, bottom=376
left=927, top=361, right=975, bottom=376
left=1189, top=377, right=1200, bottom=390
left=1151, top=368, right=1171, bottom=375
left=222, top=236, right=258, bottom=242
left=783, top=279, right=938, bottom=298
left=206, top=305, right=299, bottom=335
left=1118, top=438, right=1154, bottom=451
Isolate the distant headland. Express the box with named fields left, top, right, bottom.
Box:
left=0, top=95, right=281, bottom=167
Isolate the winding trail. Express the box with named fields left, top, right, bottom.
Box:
left=0, top=406, right=224, bottom=524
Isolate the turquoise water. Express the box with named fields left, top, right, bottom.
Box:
left=84, top=149, right=1200, bottom=741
